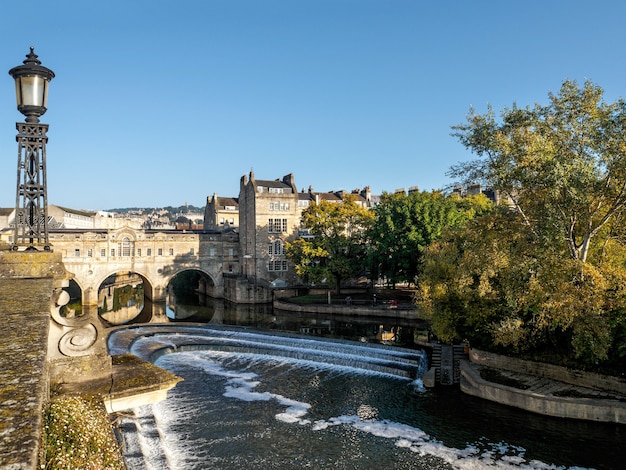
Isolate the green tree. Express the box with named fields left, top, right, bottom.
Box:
left=367, top=190, right=492, bottom=287
left=420, top=80, right=626, bottom=368
left=286, top=195, right=374, bottom=293
left=450, top=79, right=626, bottom=263
left=419, top=208, right=626, bottom=367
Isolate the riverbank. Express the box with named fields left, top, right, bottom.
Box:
left=275, top=293, right=626, bottom=424
left=461, top=348, right=626, bottom=424
left=274, top=298, right=420, bottom=318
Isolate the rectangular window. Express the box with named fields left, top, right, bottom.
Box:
left=219, top=217, right=224, bottom=225
left=147, top=248, right=152, bottom=256
left=282, top=260, right=288, bottom=271
left=100, top=248, right=106, bottom=257
left=190, top=248, right=195, bottom=256
left=158, top=248, right=163, bottom=256
left=137, top=248, right=142, bottom=257
left=87, top=249, right=93, bottom=257
left=111, top=249, right=115, bottom=257
left=268, top=243, right=273, bottom=255
left=282, top=218, right=288, bottom=232
left=169, top=248, right=174, bottom=256
left=210, top=247, right=216, bottom=257
left=74, top=249, right=80, bottom=257
left=228, top=248, right=234, bottom=257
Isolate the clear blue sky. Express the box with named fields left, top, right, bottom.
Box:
left=1, top=0, right=625, bottom=211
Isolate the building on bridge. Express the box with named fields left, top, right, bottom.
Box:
left=1, top=172, right=375, bottom=305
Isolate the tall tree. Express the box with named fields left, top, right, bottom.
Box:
left=419, top=80, right=626, bottom=367
left=367, top=190, right=492, bottom=287
left=286, top=195, right=374, bottom=293
left=450, top=80, right=626, bottom=263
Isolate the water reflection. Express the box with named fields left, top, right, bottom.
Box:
left=98, top=273, right=144, bottom=325
left=165, top=291, right=426, bottom=348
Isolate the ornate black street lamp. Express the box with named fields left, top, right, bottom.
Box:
left=8, top=47, right=55, bottom=250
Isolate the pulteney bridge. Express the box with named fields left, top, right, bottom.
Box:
left=49, top=226, right=240, bottom=307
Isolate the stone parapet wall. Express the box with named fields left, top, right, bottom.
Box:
left=0, top=277, right=52, bottom=468
left=0, top=250, right=73, bottom=468
left=469, top=348, right=626, bottom=396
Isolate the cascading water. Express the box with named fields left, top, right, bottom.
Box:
left=110, top=325, right=620, bottom=470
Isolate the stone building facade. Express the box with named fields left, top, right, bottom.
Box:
left=215, top=171, right=374, bottom=302
left=203, top=193, right=239, bottom=230
left=234, top=172, right=300, bottom=301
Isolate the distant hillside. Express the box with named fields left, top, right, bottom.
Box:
left=107, top=205, right=204, bottom=215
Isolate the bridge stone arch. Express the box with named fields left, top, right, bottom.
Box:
left=159, top=266, right=219, bottom=295
left=49, top=227, right=239, bottom=308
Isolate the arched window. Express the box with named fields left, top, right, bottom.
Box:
left=121, top=237, right=132, bottom=257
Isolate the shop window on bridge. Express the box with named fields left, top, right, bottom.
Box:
left=111, top=248, right=115, bottom=257
left=137, top=248, right=142, bottom=257
left=147, top=248, right=152, bottom=256
left=100, top=249, right=106, bottom=257
left=158, top=248, right=163, bottom=256
left=87, top=249, right=93, bottom=258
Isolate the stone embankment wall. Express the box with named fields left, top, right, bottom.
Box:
left=470, top=348, right=626, bottom=396
left=273, top=299, right=419, bottom=319
left=461, top=348, right=626, bottom=424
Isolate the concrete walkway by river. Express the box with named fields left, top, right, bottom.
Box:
left=461, top=349, right=626, bottom=424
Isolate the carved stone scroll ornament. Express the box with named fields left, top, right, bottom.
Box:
left=50, top=287, right=98, bottom=357
left=58, top=324, right=98, bottom=357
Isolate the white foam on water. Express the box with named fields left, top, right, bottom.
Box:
left=155, top=351, right=592, bottom=470
left=116, top=332, right=593, bottom=470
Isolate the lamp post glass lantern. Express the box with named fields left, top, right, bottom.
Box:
left=8, top=47, right=55, bottom=250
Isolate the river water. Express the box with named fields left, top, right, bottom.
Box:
left=109, top=297, right=624, bottom=469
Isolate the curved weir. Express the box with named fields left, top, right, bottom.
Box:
left=108, top=324, right=428, bottom=379
left=108, top=324, right=622, bottom=469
